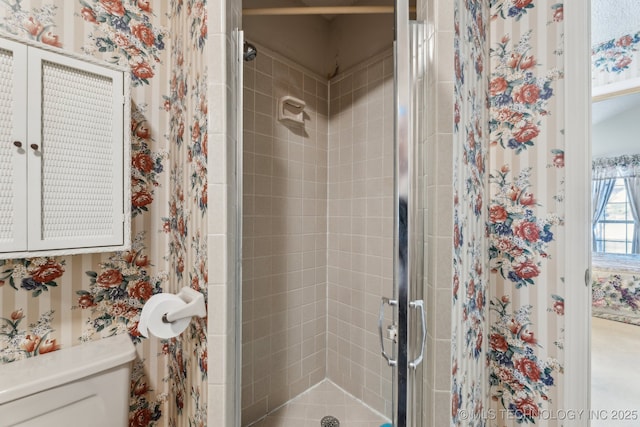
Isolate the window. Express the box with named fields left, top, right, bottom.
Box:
left=594, top=178, right=635, bottom=254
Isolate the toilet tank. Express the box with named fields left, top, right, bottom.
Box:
left=0, top=333, right=136, bottom=427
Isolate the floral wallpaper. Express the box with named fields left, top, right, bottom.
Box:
left=0, top=2, right=61, bottom=47
left=131, top=104, right=168, bottom=216
left=452, top=0, right=489, bottom=425
left=0, top=308, right=57, bottom=362
left=488, top=167, right=562, bottom=289
left=592, top=32, right=640, bottom=74
left=488, top=296, right=561, bottom=423
left=0, top=1, right=209, bottom=426
left=487, top=1, right=565, bottom=424
left=489, top=31, right=561, bottom=154
left=592, top=31, right=640, bottom=88
left=0, top=257, right=65, bottom=297
left=77, top=232, right=166, bottom=344
left=164, top=0, right=209, bottom=425
left=453, top=0, right=567, bottom=425
left=79, top=0, right=167, bottom=86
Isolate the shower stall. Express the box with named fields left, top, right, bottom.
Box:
left=237, top=1, right=429, bottom=425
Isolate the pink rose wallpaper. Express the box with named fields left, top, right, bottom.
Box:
left=0, top=1, right=208, bottom=426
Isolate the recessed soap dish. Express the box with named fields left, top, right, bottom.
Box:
left=278, top=95, right=306, bottom=125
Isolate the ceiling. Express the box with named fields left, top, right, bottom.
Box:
left=592, top=91, right=640, bottom=125
left=298, top=0, right=360, bottom=6
left=243, top=0, right=400, bottom=21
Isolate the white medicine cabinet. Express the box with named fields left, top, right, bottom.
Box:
left=0, top=34, right=130, bottom=259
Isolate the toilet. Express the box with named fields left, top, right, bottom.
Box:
left=0, top=333, right=136, bottom=427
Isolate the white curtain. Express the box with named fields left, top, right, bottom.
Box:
left=624, top=177, right=640, bottom=253
left=591, top=178, right=615, bottom=251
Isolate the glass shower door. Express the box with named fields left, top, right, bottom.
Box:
left=379, top=0, right=427, bottom=427
left=378, top=0, right=428, bottom=425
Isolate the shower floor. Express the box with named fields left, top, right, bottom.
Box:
left=249, top=380, right=390, bottom=427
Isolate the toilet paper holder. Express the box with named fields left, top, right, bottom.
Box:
left=161, top=287, right=206, bottom=324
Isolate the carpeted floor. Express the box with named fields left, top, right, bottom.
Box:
left=591, top=317, right=640, bottom=427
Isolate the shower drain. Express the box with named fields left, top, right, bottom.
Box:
left=320, top=415, right=340, bottom=427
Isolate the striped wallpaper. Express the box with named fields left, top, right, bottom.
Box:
left=0, top=1, right=189, bottom=426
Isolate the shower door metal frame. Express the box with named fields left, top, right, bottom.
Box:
left=407, top=21, right=427, bottom=427
left=387, top=0, right=428, bottom=424
left=234, top=28, right=245, bottom=427
left=394, top=0, right=411, bottom=422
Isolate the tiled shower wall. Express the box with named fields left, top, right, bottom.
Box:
left=241, top=45, right=329, bottom=424
left=423, top=1, right=455, bottom=426
left=326, top=52, right=395, bottom=417
left=242, top=47, right=396, bottom=423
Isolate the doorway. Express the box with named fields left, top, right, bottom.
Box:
left=237, top=1, right=428, bottom=426
left=590, top=4, right=640, bottom=419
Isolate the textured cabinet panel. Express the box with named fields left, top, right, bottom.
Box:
left=0, top=34, right=129, bottom=259
left=40, top=61, right=116, bottom=240
left=0, top=39, right=27, bottom=253
left=0, top=49, right=16, bottom=242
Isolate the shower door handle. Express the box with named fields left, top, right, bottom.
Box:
left=378, top=297, right=398, bottom=367
left=408, top=299, right=426, bottom=369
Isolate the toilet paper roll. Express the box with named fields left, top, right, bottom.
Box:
left=138, top=293, right=192, bottom=339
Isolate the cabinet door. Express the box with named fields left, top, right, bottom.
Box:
left=0, top=38, right=27, bottom=254
left=27, top=47, right=125, bottom=251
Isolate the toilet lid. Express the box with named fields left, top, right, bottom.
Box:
left=0, top=333, right=135, bottom=404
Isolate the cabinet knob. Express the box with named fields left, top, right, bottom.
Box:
left=30, top=143, right=39, bottom=151
left=13, top=141, right=22, bottom=148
